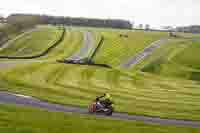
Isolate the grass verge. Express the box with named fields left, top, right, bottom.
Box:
left=0, top=104, right=199, bottom=133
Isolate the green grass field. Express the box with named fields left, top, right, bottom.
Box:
left=93, top=30, right=167, bottom=67
left=1, top=61, right=200, bottom=121
left=0, top=104, right=199, bottom=133
left=39, top=27, right=101, bottom=61
left=130, top=38, right=190, bottom=71
left=142, top=39, right=200, bottom=81
left=0, top=26, right=200, bottom=132
left=0, top=26, right=63, bottom=56
left=39, top=28, right=84, bottom=60
left=172, top=42, right=200, bottom=69
left=65, top=26, right=102, bottom=58
left=177, top=32, right=200, bottom=40
left=0, top=24, right=22, bottom=39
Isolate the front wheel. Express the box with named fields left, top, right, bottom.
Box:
left=104, top=106, right=113, bottom=116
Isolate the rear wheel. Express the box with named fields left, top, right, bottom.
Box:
left=88, top=103, right=96, bottom=113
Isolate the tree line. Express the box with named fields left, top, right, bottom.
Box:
left=176, top=25, right=200, bottom=33
left=0, top=13, right=132, bottom=46
left=7, top=14, right=132, bottom=29
left=0, top=14, right=38, bottom=46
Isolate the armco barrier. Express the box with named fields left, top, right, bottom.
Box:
left=89, top=36, right=104, bottom=61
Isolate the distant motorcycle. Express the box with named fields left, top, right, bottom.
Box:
left=88, top=97, right=113, bottom=116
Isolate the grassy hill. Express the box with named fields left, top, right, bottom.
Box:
left=39, top=28, right=84, bottom=60
left=0, top=26, right=200, bottom=132
left=1, top=104, right=199, bottom=133
left=141, top=39, right=200, bottom=81
left=93, top=30, right=167, bottom=67
left=0, top=26, right=63, bottom=57
left=0, top=24, right=22, bottom=45
left=1, top=61, right=200, bottom=121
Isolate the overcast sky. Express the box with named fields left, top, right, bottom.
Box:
left=0, top=0, right=199, bottom=28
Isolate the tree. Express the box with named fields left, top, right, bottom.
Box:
left=145, top=24, right=150, bottom=31
left=7, top=14, right=133, bottom=29
left=7, top=14, right=41, bottom=30
left=139, top=24, right=143, bottom=29
left=162, top=26, right=174, bottom=32
left=131, top=21, right=135, bottom=29
left=0, top=15, right=4, bottom=22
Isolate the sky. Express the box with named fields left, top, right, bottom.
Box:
left=0, top=0, right=199, bottom=28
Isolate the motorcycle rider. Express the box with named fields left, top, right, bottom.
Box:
left=97, top=93, right=113, bottom=108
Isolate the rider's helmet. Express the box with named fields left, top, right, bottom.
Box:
left=104, top=93, right=112, bottom=101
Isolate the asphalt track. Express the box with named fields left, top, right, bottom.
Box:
left=0, top=91, right=200, bottom=128
left=120, top=38, right=170, bottom=68
left=67, top=31, right=93, bottom=60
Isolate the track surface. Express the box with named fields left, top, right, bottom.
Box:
left=0, top=61, right=25, bottom=69
left=67, top=31, right=93, bottom=60
left=0, top=91, right=200, bottom=128
left=0, top=60, right=49, bottom=69
left=120, top=38, right=169, bottom=68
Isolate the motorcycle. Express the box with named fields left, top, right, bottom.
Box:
left=88, top=97, right=113, bottom=116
